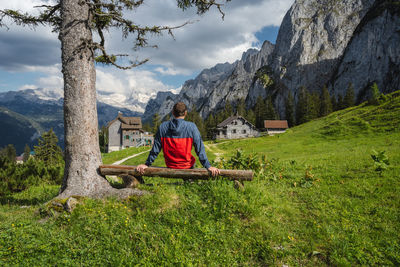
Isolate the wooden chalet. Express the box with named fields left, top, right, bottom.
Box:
left=107, top=113, right=153, bottom=152
left=264, top=120, right=289, bottom=135
left=215, top=115, right=259, bottom=140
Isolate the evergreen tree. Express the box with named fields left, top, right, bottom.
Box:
left=320, top=85, right=333, bottom=117
left=246, top=109, right=256, bottom=126
left=223, top=101, right=233, bottom=119
left=309, top=91, right=320, bottom=119
left=254, top=96, right=266, bottom=128
left=142, top=122, right=152, bottom=132
left=285, top=91, right=295, bottom=127
left=23, top=144, right=31, bottom=163
left=186, top=106, right=206, bottom=138
left=344, top=83, right=355, bottom=108
left=99, top=126, right=108, bottom=153
left=101, top=126, right=109, bottom=153
left=331, top=94, right=338, bottom=111
left=215, top=110, right=225, bottom=126
left=205, top=113, right=216, bottom=140
left=162, top=114, right=171, bottom=122
left=4, top=144, right=17, bottom=163
left=368, top=82, right=381, bottom=105
left=337, top=93, right=344, bottom=110
left=265, top=97, right=277, bottom=120
left=152, top=113, right=161, bottom=133
left=236, top=98, right=246, bottom=116
left=295, top=86, right=309, bottom=125
left=34, top=129, right=63, bottom=165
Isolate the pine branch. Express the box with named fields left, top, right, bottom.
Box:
left=92, top=41, right=149, bottom=69
left=177, top=0, right=230, bottom=20
left=0, top=4, right=61, bottom=30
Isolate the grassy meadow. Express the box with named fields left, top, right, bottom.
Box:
left=0, top=92, right=399, bottom=266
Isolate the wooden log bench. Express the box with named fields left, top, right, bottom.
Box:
left=99, top=165, right=253, bottom=189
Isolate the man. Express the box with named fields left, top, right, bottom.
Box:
left=136, top=102, right=220, bottom=176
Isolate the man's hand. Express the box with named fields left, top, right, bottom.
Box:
left=207, top=166, right=220, bottom=177
left=136, top=164, right=148, bottom=175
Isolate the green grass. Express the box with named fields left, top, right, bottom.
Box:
left=1, top=92, right=400, bottom=265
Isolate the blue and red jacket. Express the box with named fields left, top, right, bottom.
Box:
left=145, top=118, right=211, bottom=169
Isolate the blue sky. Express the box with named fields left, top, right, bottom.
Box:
left=0, top=0, right=294, bottom=111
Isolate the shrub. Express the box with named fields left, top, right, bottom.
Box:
left=0, top=157, right=64, bottom=196
left=371, top=150, right=389, bottom=172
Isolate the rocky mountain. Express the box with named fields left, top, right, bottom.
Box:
left=0, top=89, right=142, bottom=153
left=144, top=0, right=400, bottom=120
left=142, top=91, right=177, bottom=123
left=148, top=41, right=274, bottom=120
left=331, top=1, right=400, bottom=98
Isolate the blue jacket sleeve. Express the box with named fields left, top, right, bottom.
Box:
left=192, top=125, right=211, bottom=169
left=145, top=129, right=162, bottom=166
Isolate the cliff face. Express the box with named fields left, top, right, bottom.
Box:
left=271, top=0, right=375, bottom=95
left=331, top=2, right=400, bottom=99
left=144, top=0, right=400, bottom=120
left=199, top=41, right=274, bottom=118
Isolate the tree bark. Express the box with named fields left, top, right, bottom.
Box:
left=99, top=165, right=254, bottom=181
left=57, top=0, right=145, bottom=199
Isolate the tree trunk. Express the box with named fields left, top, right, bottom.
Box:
left=57, top=0, right=145, bottom=199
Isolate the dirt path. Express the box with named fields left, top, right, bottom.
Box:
left=112, top=149, right=150, bottom=165
left=205, top=141, right=228, bottom=161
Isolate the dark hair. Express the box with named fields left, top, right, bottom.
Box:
left=172, top=102, right=187, bottom=117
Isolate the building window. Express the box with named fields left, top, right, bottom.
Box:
left=242, top=130, right=246, bottom=134
left=125, top=135, right=129, bottom=140
left=232, top=129, right=236, bottom=134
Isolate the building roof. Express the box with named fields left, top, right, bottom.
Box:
left=217, top=115, right=257, bottom=129
left=121, top=124, right=142, bottom=130
left=264, top=120, right=289, bottom=129
left=217, top=116, right=239, bottom=127
left=107, top=113, right=142, bottom=129
left=120, top=116, right=141, bottom=126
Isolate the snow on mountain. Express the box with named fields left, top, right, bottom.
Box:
left=5, top=87, right=150, bottom=113
left=26, top=87, right=63, bottom=101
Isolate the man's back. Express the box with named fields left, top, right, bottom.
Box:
left=159, top=118, right=197, bottom=169
left=146, top=118, right=211, bottom=169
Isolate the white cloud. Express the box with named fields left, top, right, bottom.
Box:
left=95, top=67, right=175, bottom=112
left=22, top=64, right=61, bottom=75
left=18, top=84, right=38, bottom=90
left=96, top=68, right=172, bottom=95
left=37, top=74, right=63, bottom=89
left=154, top=66, right=191, bottom=76
left=105, top=0, right=294, bottom=71
left=17, top=64, right=62, bottom=91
